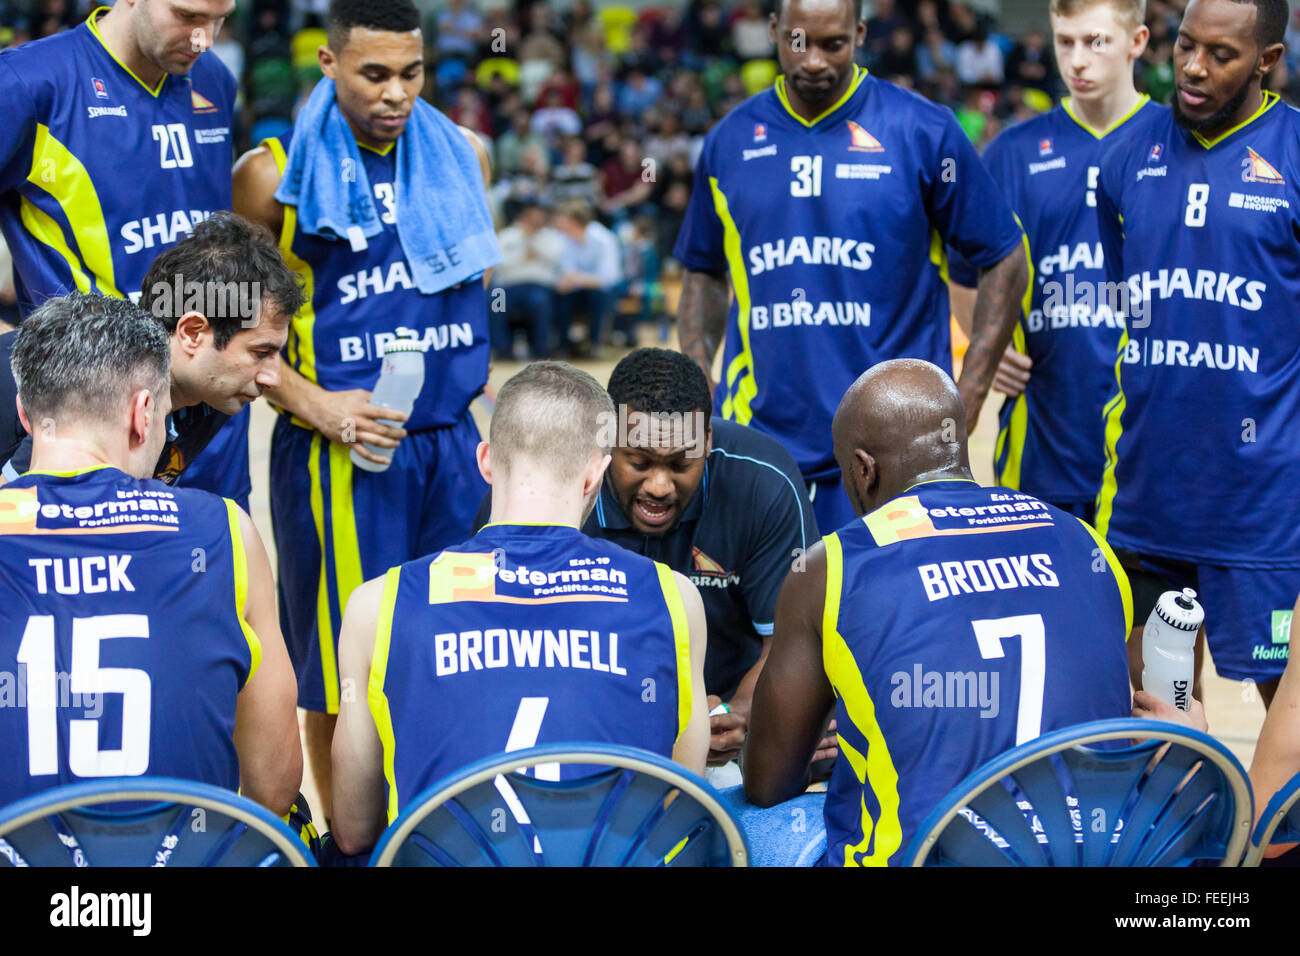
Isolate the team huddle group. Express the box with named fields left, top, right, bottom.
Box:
left=1, top=0, right=1300, bottom=866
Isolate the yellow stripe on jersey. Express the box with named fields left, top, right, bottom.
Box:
left=821, top=533, right=902, bottom=866
left=264, top=137, right=319, bottom=405
left=994, top=221, right=1034, bottom=489
left=709, top=177, right=757, bottom=425
left=368, top=567, right=402, bottom=823
left=27, top=125, right=122, bottom=298
left=775, top=65, right=869, bottom=128
left=307, top=433, right=339, bottom=712
left=19, top=198, right=93, bottom=293
left=315, top=439, right=367, bottom=714
left=1094, top=328, right=1128, bottom=538
left=1192, top=91, right=1280, bottom=149
left=87, top=7, right=165, bottom=96
left=1076, top=516, right=1134, bottom=639
left=928, top=228, right=950, bottom=284
left=1061, top=94, right=1150, bottom=139
left=655, top=562, right=693, bottom=743
left=224, top=498, right=263, bottom=686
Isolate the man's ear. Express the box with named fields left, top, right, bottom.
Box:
left=15, top=394, right=31, bottom=436
left=1260, top=42, right=1286, bottom=77
left=476, top=440, right=493, bottom=484
left=319, top=42, right=337, bottom=79
left=854, top=447, right=878, bottom=496
left=173, top=311, right=211, bottom=355
left=584, top=452, right=612, bottom=499
left=128, top=388, right=153, bottom=449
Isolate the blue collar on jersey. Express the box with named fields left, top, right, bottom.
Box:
left=594, top=460, right=710, bottom=531
left=85, top=6, right=167, bottom=97
left=774, top=64, right=871, bottom=128
left=1061, top=93, right=1151, bottom=140
left=1188, top=89, right=1281, bottom=150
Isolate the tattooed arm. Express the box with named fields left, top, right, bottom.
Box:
left=956, top=243, right=1027, bottom=435
left=676, top=269, right=730, bottom=397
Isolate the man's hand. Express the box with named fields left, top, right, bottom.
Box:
left=306, top=388, right=408, bottom=466
left=1132, top=690, right=1209, bottom=733
left=813, top=718, right=838, bottom=763
left=707, top=694, right=747, bottom=766
left=993, top=347, right=1032, bottom=397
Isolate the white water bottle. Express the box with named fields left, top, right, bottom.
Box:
left=1141, top=587, right=1203, bottom=711
left=350, top=337, right=425, bottom=473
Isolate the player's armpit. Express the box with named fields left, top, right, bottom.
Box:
left=743, top=542, right=835, bottom=807
left=672, top=571, right=710, bottom=777
left=231, top=145, right=285, bottom=239
left=331, top=575, right=390, bottom=856
left=232, top=507, right=302, bottom=817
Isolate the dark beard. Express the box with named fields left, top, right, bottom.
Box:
left=1172, top=71, right=1256, bottom=134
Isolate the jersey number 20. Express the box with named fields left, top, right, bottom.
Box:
left=17, top=614, right=151, bottom=778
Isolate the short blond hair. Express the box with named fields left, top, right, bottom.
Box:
left=1049, top=0, right=1146, bottom=29
left=490, top=361, right=615, bottom=484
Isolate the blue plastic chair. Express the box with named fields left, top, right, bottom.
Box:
left=904, top=719, right=1253, bottom=867
left=369, top=744, right=749, bottom=867
left=0, top=778, right=316, bottom=867
left=1244, top=771, right=1300, bottom=866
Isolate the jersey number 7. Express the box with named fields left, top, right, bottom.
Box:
left=971, top=614, right=1045, bottom=746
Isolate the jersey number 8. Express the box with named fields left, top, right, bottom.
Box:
left=1184, top=183, right=1210, bottom=228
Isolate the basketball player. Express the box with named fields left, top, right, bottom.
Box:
left=949, top=0, right=1161, bottom=523
left=1094, top=0, right=1298, bottom=705
left=233, top=0, right=498, bottom=820
left=0, top=0, right=255, bottom=507
left=331, top=363, right=709, bottom=855
left=0, top=293, right=300, bottom=815
left=0, top=212, right=303, bottom=496
left=744, top=359, right=1132, bottom=866
left=674, top=0, right=1028, bottom=532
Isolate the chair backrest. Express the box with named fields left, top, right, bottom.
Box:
left=905, top=719, right=1253, bottom=867
left=1244, top=770, right=1300, bottom=867
left=369, top=743, right=749, bottom=867
left=0, top=778, right=316, bottom=867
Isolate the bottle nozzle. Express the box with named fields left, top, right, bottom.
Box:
left=1176, top=587, right=1198, bottom=610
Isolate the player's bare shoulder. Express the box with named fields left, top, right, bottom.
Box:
left=232, top=145, right=286, bottom=237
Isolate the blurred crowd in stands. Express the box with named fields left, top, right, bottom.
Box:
left=5, top=0, right=1300, bottom=355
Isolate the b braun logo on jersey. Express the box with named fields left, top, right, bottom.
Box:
left=1242, top=147, right=1284, bottom=184
left=120, top=209, right=214, bottom=255
left=338, top=323, right=474, bottom=363
left=846, top=121, right=883, bottom=152
left=690, top=547, right=740, bottom=589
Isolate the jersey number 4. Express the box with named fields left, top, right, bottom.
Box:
left=17, top=614, right=151, bottom=778
left=971, top=613, right=1045, bottom=746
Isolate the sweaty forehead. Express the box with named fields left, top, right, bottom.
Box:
left=339, top=27, right=424, bottom=65
left=622, top=411, right=707, bottom=455
left=1181, top=0, right=1258, bottom=47
left=778, top=0, right=858, bottom=32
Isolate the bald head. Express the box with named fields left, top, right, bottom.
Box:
left=832, top=359, right=972, bottom=517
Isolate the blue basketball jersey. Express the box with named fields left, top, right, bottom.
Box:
left=370, top=523, right=691, bottom=822
left=0, top=7, right=236, bottom=316
left=674, top=66, right=1023, bottom=481
left=265, top=131, right=491, bottom=432
left=821, top=479, right=1131, bottom=866
left=0, top=466, right=258, bottom=805
left=1096, top=93, right=1300, bottom=566
left=985, top=97, right=1160, bottom=504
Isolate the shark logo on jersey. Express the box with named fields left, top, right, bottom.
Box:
left=1038, top=137, right=1052, bottom=156
left=92, top=77, right=108, bottom=98
left=847, top=121, right=883, bottom=152
left=191, top=90, right=219, bottom=114
left=1242, top=147, right=1285, bottom=184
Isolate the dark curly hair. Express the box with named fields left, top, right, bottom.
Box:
left=607, top=348, right=713, bottom=420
